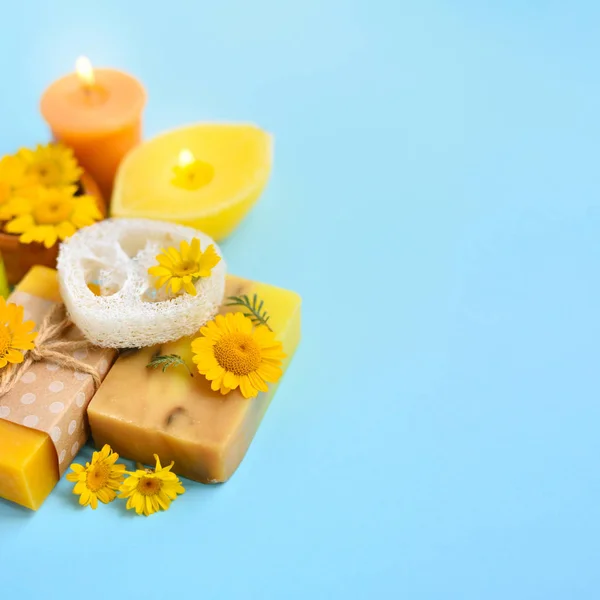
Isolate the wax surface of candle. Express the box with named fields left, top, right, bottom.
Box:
left=40, top=60, right=146, bottom=200
left=88, top=275, right=301, bottom=483
left=111, top=124, right=272, bottom=241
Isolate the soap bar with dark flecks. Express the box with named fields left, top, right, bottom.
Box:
left=87, top=275, right=301, bottom=483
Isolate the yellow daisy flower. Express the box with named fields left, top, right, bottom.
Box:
left=19, top=143, right=82, bottom=188
left=118, top=454, right=185, bottom=517
left=66, top=444, right=126, bottom=509
left=0, top=297, right=37, bottom=369
left=191, top=312, right=286, bottom=398
left=148, top=237, right=221, bottom=296
left=0, top=154, right=28, bottom=218
left=4, top=185, right=101, bottom=248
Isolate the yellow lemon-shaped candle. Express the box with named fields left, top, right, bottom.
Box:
left=111, top=123, right=273, bottom=241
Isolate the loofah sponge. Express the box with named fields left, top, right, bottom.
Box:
left=56, top=218, right=226, bottom=348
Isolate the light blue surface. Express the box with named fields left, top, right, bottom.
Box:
left=1, top=1, right=599, bottom=598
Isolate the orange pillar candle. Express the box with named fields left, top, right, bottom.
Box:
left=40, top=57, right=146, bottom=201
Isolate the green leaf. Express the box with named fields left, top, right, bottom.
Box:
left=225, top=293, right=273, bottom=331
left=146, top=354, right=193, bottom=377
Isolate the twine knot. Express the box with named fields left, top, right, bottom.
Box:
left=0, top=303, right=101, bottom=396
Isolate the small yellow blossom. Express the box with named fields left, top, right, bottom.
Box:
left=148, top=237, right=221, bottom=296
left=0, top=154, right=28, bottom=218
left=66, top=445, right=126, bottom=509
left=119, top=454, right=185, bottom=516
left=19, top=143, right=82, bottom=188
left=0, top=297, right=37, bottom=369
left=4, top=185, right=101, bottom=248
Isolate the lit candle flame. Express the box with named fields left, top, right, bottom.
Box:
left=178, top=149, right=195, bottom=167
left=75, top=56, right=95, bottom=87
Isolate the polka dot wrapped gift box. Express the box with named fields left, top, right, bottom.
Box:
left=0, top=266, right=116, bottom=510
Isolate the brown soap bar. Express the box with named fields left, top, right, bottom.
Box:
left=88, top=275, right=301, bottom=483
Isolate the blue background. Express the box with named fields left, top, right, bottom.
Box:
left=1, top=1, right=599, bottom=598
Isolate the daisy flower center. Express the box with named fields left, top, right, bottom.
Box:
left=172, top=258, right=200, bottom=277
left=137, top=475, right=163, bottom=496
left=86, top=462, right=112, bottom=492
left=0, top=325, right=12, bottom=356
left=33, top=199, right=73, bottom=224
left=30, top=160, right=61, bottom=187
left=214, top=332, right=262, bottom=376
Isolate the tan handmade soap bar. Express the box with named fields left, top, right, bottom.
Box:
left=0, top=267, right=116, bottom=510
left=88, top=275, right=301, bottom=483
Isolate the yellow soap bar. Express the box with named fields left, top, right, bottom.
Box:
left=111, top=124, right=272, bottom=241
left=0, top=266, right=116, bottom=510
left=15, top=265, right=62, bottom=302
left=0, top=266, right=61, bottom=510
left=88, top=275, right=301, bottom=483
left=0, top=420, right=58, bottom=510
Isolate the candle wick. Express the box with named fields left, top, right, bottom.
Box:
left=81, top=84, right=97, bottom=104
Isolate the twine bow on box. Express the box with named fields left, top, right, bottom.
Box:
left=0, top=303, right=101, bottom=396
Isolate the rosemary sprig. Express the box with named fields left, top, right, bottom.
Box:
left=225, top=293, right=272, bottom=331
left=146, top=354, right=193, bottom=377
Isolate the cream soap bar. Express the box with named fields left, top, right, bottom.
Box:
left=88, top=275, right=301, bottom=483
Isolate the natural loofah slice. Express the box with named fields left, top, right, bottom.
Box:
left=56, top=218, right=226, bottom=348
